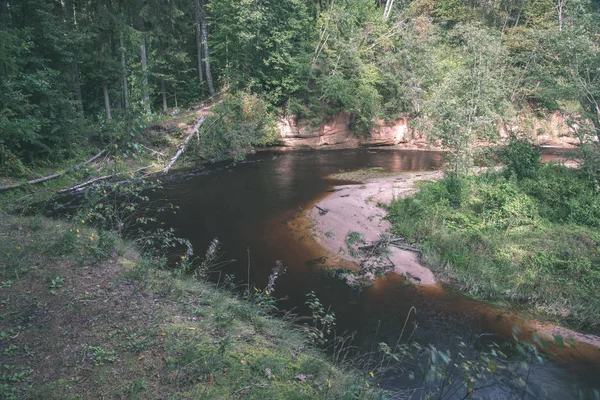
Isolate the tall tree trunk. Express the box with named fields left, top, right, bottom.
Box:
left=383, top=0, right=395, bottom=21
left=73, top=55, right=84, bottom=118
left=63, top=0, right=83, bottom=117
left=1, top=0, right=12, bottom=26
left=141, top=35, right=151, bottom=114
left=200, top=0, right=214, bottom=96
left=161, top=79, right=167, bottom=113
left=195, top=0, right=204, bottom=85
left=103, top=80, right=112, bottom=119
left=120, top=33, right=129, bottom=111
left=557, top=0, right=565, bottom=31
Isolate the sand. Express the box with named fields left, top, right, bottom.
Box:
left=309, top=170, right=443, bottom=285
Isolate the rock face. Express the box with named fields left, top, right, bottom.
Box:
left=277, top=112, right=408, bottom=148
left=362, top=118, right=408, bottom=146
left=277, top=111, right=578, bottom=149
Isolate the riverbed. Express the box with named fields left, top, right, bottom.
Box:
left=155, top=148, right=599, bottom=398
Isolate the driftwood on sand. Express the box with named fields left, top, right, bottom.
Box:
left=162, top=116, right=206, bottom=175
left=0, top=150, right=106, bottom=191
left=358, top=237, right=421, bottom=254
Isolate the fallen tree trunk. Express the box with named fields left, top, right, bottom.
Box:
left=58, top=166, right=152, bottom=194
left=162, top=116, right=206, bottom=175
left=0, top=150, right=106, bottom=191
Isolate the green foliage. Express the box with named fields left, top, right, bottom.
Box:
left=304, top=291, right=336, bottom=346
left=567, top=114, right=600, bottom=184
left=387, top=166, right=600, bottom=330
left=82, top=345, right=118, bottom=366
left=199, top=93, right=280, bottom=161
left=499, top=135, right=542, bottom=180
left=519, top=166, right=600, bottom=226
left=0, top=146, right=25, bottom=177
left=209, top=0, right=313, bottom=104
left=1, top=0, right=598, bottom=170
left=417, top=24, right=514, bottom=174
left=45, top=230, right=78, bottom=256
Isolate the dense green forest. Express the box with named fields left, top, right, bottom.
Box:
left=1, top=0, right=599, bottom=173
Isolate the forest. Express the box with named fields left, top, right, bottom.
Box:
left=1, top=0, right=600, bottom=398
left=0, top=0, right=598, bottom=171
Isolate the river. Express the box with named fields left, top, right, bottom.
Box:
left=154, top=148, right=599, bottom=399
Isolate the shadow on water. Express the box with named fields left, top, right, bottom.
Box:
left=152, top=148, right=599, bottom=399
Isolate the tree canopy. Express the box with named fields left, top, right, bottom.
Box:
left=1, top=0, right=598, bottom=171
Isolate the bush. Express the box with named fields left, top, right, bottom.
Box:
left=520, top=166, right=600, bottom=227
left=199, top=93, right=280, bottom=161
left=0, top=146, right=25, bottom=177
left=499, top=136, right=541, bottom=180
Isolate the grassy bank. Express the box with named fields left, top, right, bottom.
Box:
left=387, top=164, right=600, bottom=332
left=0, top=214, right=382, bottom=399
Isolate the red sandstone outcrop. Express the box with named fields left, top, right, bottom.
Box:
left=276, top=111, right=579, bottom=149
left=362, top=118, right=409, bottom=146
left=277, top=112, right=409, bottom=148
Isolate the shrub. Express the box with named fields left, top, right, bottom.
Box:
left=0, top=146, right=25, bottom=177
left=199, top=93, right=280, bottom=161
left=499, top=136, right=541, bottom=180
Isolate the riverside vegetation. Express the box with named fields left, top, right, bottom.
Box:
left=1, top=0, right=600, bottom=172
left=387, top=139, right=600, bottom=331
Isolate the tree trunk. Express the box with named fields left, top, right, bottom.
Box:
left=120, top=33, right=129, bottom=111
left=73, top=55, right=84, bottom=118
left=195, top=0, right=204, bottom=85
left=161, top=79, right=167, bottom=113
left=1, top=0, right=12, bottom=26
left=103, top=80, right=112, bottom=119
left=557, top=0, right=565, bottom=31
left=383, top=0, right=395, bottom=21
left=200, top=0, right=215, bottom=96
left=141, top=35, right=151, bottom=114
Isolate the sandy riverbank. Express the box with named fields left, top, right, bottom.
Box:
left=310, top=170, right=442, bottom=285
left=307, top=168, right=600, bottom=353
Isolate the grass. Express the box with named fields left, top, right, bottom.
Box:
left=0, top=214, right=384, bottom=399
left=329, top=167, right=401, bottom=182
left=386, top=164, right=600, bottom=332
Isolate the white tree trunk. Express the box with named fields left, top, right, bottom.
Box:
left=383, top=0, right=395, bottom=21
left=161, top=79, right=167, bottom=113
left=557, top=0, right=566, bottom=31
left=103, top=81, right=112, bottom=119
left=141, top=35, right=151, bottom=114
left=120, top=33, right=129, bottom=111
left=196, top=0, right=204, bottom=84
left=73, top=56, right=84, bottom=118
left=200, top=0, right=215, bottom=96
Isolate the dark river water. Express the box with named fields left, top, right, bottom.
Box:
left=153, top=148, right=599, bottom=399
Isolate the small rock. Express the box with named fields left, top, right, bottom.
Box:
left=264, top=368, right=273, bottom=379
left=295, top=373, right=313, bottom=382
